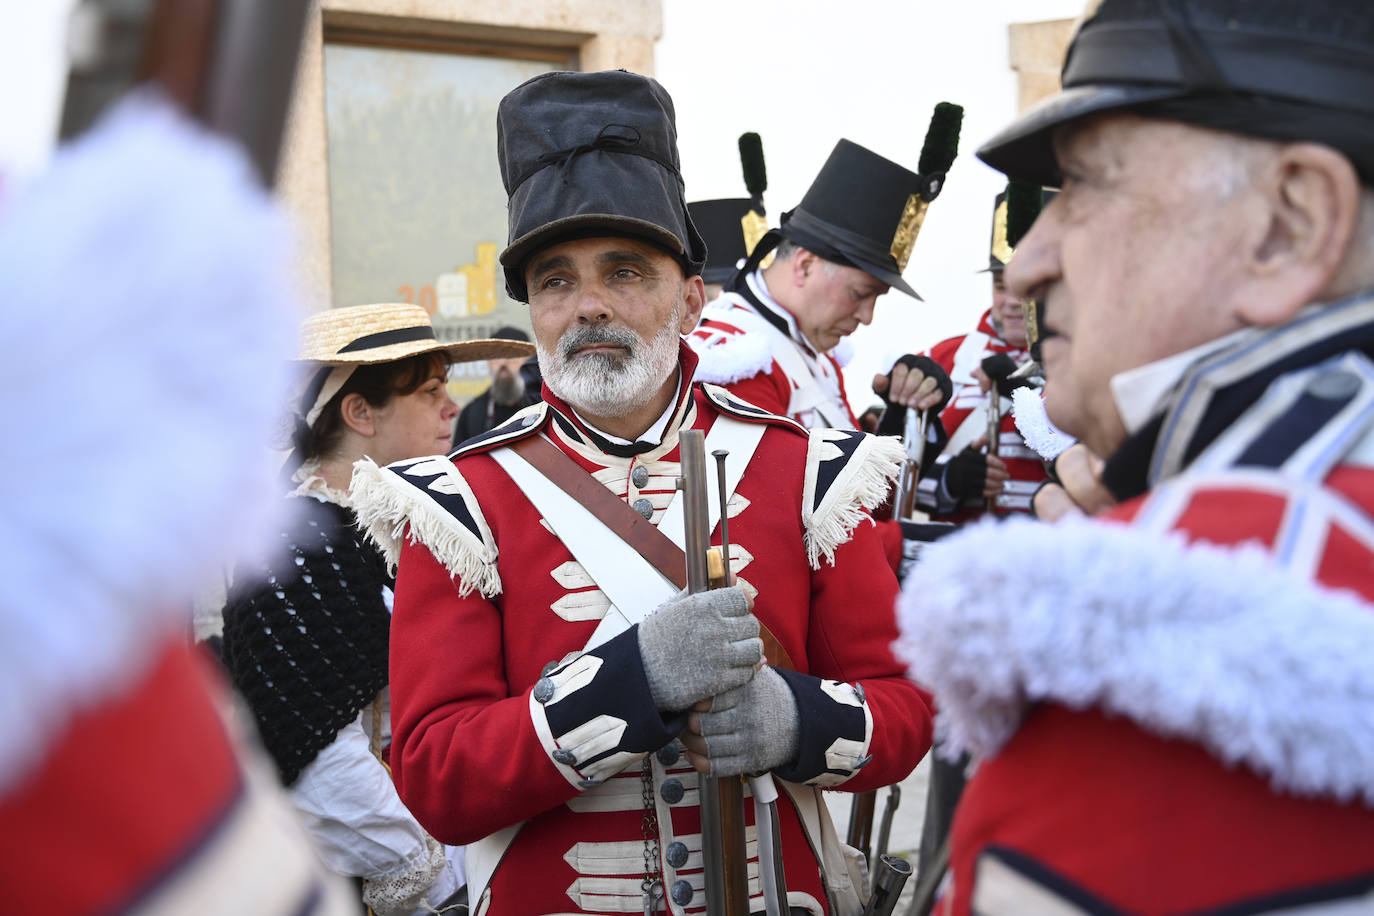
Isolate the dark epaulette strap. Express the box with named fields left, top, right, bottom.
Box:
left=449, top=402, right=550, bottom=460
left=699, top=383, right=808, bottom=437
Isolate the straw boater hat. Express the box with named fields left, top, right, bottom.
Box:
left=292, top=303, right=535, bottom=428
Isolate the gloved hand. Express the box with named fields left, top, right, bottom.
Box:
left=638, top=587, right=761, bottom=712
left=944, top=445, right=988, bottom=502
left=872, top=354, right=953, bottom=413
left=683, top=666, right=799, bottom=777
left=944, top=442, right=1009, bottom=501
left=981, top=353, right=1031, bottom=398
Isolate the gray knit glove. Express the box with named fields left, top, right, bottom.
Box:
left=696, top=666, right=799, bottom=777
left=638, top=587, right=761, bottom=712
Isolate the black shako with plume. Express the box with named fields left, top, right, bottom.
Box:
left=728, top=101, right=965, bottom=300
left=689, top=131, right=771, bottom=286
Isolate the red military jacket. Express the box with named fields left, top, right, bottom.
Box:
left=897, top=306, right=1374, bottom=914
left=917, top=310, right=1046, bottom=521
left=353, top=349, right=932, bottom=916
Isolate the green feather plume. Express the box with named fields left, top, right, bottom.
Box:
left=738, top=132, right=767, bottom=200
left=918, top=102, right=963, bottom=177
left=1006, top=180, right=1045, bottom=248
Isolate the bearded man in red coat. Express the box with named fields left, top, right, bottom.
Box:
left=896, top=2, right=1374, bottom=913
left=352, top=70, right=933, bottom=916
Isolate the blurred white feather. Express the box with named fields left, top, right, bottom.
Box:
left=1011, top=385, right=1075, bottom=460
left=0, top=92, right=302, bottom=792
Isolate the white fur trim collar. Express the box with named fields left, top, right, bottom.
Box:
left=690, top=309, right=777, bottom=384
left=894, top=514, right=1374, bottom=805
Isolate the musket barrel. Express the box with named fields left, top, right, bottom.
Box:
left=893, top=408, right=928, bottom=521
left=678, top=431, right=749, bottom=915
left=862, top=855, right=913, bottom=916
left=680, top=431, right=712, bottom=594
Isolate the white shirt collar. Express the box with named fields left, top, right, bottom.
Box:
left=573, top=369, right=684, bottom=447
left=746, top=270, right=819, bottom=356
left=1109, top=327, right=1251, bottom=435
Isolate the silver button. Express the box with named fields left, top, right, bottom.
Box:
left=552, top=748, right=577, bottom=766
left=533, top=677, right=556, bottom=704
left=1307, top=368, right=1361, bottom=401
left=633, top=497, right=654, bottom=520
left=670, top=880, right=694, bottom=905
left=665, top=841, right=689, bottom=869
left=660, top=777, right=685, bottom=804
left=656, top=743, right=680, bottom=767
left=631, top=465, right=650, bottom=488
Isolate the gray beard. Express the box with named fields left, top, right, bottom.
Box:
left=490, top=369, right=526, bottom=406
left=538, top=311, right=681, bottom=419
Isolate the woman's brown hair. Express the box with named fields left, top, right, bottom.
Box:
left=304, top=352, right=451, bottom=462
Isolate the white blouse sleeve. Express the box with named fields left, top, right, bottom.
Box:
left=288, top=711, right=460, bottom=915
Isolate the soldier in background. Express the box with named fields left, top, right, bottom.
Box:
left=688, top=138, right=953, bottom=432
left=451, top=325, right=541, bottom=446
left=914, top=188, right=1049, bottom=522
left=898, top=1, right=1374, bottom=911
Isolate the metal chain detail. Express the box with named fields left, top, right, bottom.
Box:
left=640, top=756, right=663, bottom=914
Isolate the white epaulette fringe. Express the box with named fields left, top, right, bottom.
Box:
left=350, top=457, right=502, bottom=599
left=802, top=431, right=905, bottom=569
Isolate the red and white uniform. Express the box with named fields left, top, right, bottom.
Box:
left=897, top=300, right=1374, bottom=913
left=916, top=310, right=1046, bottom=521
left=353, top=347, right=932, bottom=915
left=0, top=638, right=356, bottom=915
left=689, top=270, right=861, bottom=430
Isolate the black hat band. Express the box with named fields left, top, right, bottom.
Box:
left=336, top=325, right=436, bottom=354
left=781, top=207, right=895, bottom=274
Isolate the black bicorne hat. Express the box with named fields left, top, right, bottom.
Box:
left=978, top=0, right=1374, bottom=186
left=734, top=140, right=923, bottom=299
left=496, top=70, right=707, bottom=302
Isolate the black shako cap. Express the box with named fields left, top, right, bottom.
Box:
left=497, top=70, right=706, bottom=302
left=779, top=139, right=924, bottom=300
left=978, top=0, right=1374, bottom=187
left=688, top=199, right=754, bottom=285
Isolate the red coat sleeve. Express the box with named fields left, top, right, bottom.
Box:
left=387, top=538, right=580, bottom=845
left=792, top=516, right=934, bottom=791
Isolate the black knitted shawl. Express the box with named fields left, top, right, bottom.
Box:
left=221, top=496, right=392, bottom=786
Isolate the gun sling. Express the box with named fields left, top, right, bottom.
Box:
left=508, top=432, right=794, bottom=671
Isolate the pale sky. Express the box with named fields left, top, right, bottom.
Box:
left=3, top=0, right=1087, bottom=409
left=657, top=0, right=1086, bottom=408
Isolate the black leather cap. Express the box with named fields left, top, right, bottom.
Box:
left=979, top=0, right=1374, bottom=186
left=497, top=70, right=706, bottom=302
